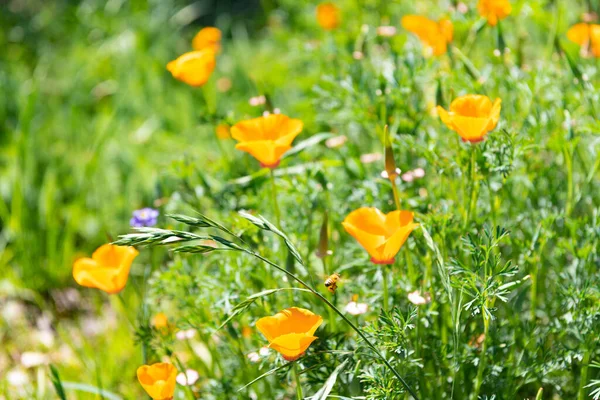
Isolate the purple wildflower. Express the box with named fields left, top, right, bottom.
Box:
left=130, top=207, right=159, bottom=228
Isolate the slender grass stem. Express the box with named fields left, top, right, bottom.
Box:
left=243, top=249, right=420, bottom=399
left=390, top=178, right=401, bottom=211
left=270, top=168, right=281, bottom=228
left=293, top=363, right=303, bottom=400
left=322, top=257, right=337, bottom=331
left=578, top=347, right=592, bottom=400
left=471, top=303, right=490, bottom=400
left=382, top=267, right=389, bottom=313
left=563, top=145, right=574, bottom=217
left=465, top=146, right=479, bottom=229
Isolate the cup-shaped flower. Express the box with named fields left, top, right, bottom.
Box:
left=230, top=114, right=303, bottom=168
left=256, top=307, right=323, bottom=361
left=192, top=27, right=222, bottom=53
left=477, top=0, right=512, bottom=26
left=137, top=363, right=177, bottom=400
left=316, top=3, right=340, bottom=31
left=342, top=207, right=418, bottom=265
left=436, top=95, right=502, bottom=143
left=73, top=244, right=138, bottom=294
left=166, top=49, right=216, bottom=87
left=401, top=15, right=453, bottom=56
left=567, top=23, right=600, bottom=57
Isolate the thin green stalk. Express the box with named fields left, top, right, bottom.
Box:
left=322, top=257, right=337, bottom=331
left=390, top=178, right=401, bottom=211
left=471, top=302, right=490, bottom=400
left=464, top=146, right=479, bottom=229
left=243, top=249, right=420, bottom=400
left=563, top=145, right=574, bottom=217
left=293, top=363, right=303, bottom=400
left=382, top=267, right=389, bottom=313
left=578, top=347, right=592, bottom=400
left=270, top=168, right=281, bottom=228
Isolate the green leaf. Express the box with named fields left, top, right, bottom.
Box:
left=310, top=359, right=349, bottom=400
left=282, top=132, right=334, bottom=159
left=62, top=382, right=123, bottom=400
left=49, top=365, right=67, bottom=400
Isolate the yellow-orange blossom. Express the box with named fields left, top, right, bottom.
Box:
left=72, top=244, right=138, bottom=294
left=567, top=23, right=600, bottom=57
left=231, top=113, right=303, bottom=168
left=256, top=307, right=323, bottom=361
left=477, top=0, right=512, bottom=26
left=401, top=15, right=453, bottom=56
left=166, top=49, right=216, bottom=87
left=316, top=3, right=340, bottom=31
left=137, top=363, right=177, bottom=400
left=437, top=94, right=502, bottom=143
left=342, top=207, right=418, bottom=265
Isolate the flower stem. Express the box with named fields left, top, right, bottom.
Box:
left=563, top=145, right=574, bottom=217
left=471, top=304, right=490, bottom=400
left=293, top=363, right=303, bottom=400
left=464, top=145, right=479, bottom=229
left=390, top=178, right=401, bottom=211
left=269, top=168, right=281, bottom=228
left=382, top=267, right=389, bottom=313
left=578, top=347, right=592, bottom=400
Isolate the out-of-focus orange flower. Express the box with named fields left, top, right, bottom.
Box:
left=567, top=23, right=600, bottom=57
left=242, top=326, right=252, bottom=338
left=256, top=307, right=323, bottom=361
left=167, top=49, right=216, bottom=87
left=216, top=123, right=231, bottom=139
left=152, top=313, right=169, bottom=330
left=401, top=15, right=453, bottom=56
left=231, top=114, right=303, bottom=168
left=342, top=207, right=418, bottom=265
left=73, top=244, right=138, bottom=294
left=316, top=3, right=340, bottom=31
left=137, top=363, right=177, bottom=400
left=192, top=27, right=221, bottom=52
left=477, top=0, right=511, bottom=26
left=436, top=95, right=502, bottom=143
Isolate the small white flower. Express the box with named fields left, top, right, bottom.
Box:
left=176, top=369, right=200, bottom=386
left=352, top=51, right=364, bottom=60
left=401, top=171, right=414, bottom=182
left=176, top=329, right=197, bottom=340
left=360, top=153, right=382, bottom=164
left=412, top=168, right=425, bottom=178
left=247, top=352, right=260, bottom=363
left=7, top=369, right=29, bottom=386
left=345, top=301, right=368, bottom=315
left=249, top=95, right=266, bottom=107
left=376, top=26, right=397, bottom=37
left=325, top=135, right=347, bottom=148
left=408, top=290, right=431, bottom=305
left=259, top=346, right=270, bottom=357
left=20, top=352, right=48, bottom=368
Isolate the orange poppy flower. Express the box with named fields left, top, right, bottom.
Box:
left=477, top=0, right=512, bottom=26
left=152, top=312, right=169, bottom=329
left=567, top=23, right=600, bottom=57
left=342, top=207, right=418, bottom=265
left=316, top=3, right=340, bottom=31
left=436, top=95, right=502, bottom=143
left=230, top=113, right=303, bottom=168
left=166, top=49, right=216, bottom=87
left=401, top=15, right=453, bottom=56
left=192, top=27, right=222, bottom=52
left=137, top=363, right=177, bottom=400
left=72, top=244, right=138, bottom=294
left=256, top=307, right=323, bottom=361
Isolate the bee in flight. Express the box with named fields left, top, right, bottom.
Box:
left=324, top=273, right=341, bottom=293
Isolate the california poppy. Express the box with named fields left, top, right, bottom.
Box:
left=477, top=0, right=512, bottom=26
left=436, top=95, right=502, bottom=143
left=137, top=363, right=177, bottom=400
left=152, top=312, right=169, bottom=330
left=316, top=3, right=340, bottom=31
left=401, top=15, right=453, bottom=56
left=166, top=49, right=216, bottom=87
left=342, top=207, right=418, bottom=265
left=72, top=244, right=138, bottom=294
left=215, top=123, right=231, bottom=139
left=192, top=27, right=222, bottom=53
left=230, top=113, right=303, bottom=168
left=256, top=307, right=323, bottom=361
left=567, top=23, right=600, bottom=57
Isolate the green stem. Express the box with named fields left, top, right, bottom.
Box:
left=293, top=363, right=303, bottom=400
left=243, top=249, right=419, bottom=399
left=322, top=258, right=337, bottom=331
left=465, top=146, right=479, bottom=229
left=382, top=267, right=389, bottom=313
left=471, top=303, right=490, bottom=400
left=578, top=347, right=592, bottom=400
left=563, top=145, right=574, bottom=217
left=270, top=168, right=281, bottom=228
left=390, top=178, right=401, bottom=211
